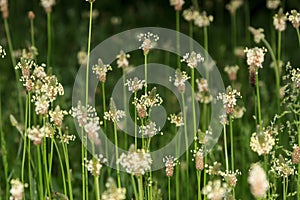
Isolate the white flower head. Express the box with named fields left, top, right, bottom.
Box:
left=118, top=145, right=152, bottom=176
left=84, top=154, right=107, bottom=176
left=92, top=58, right=112, bottom=83
left=248, top=163, right=269, bottom=198
left=287, top=10, right=300, bottom=29
left=226, top=0, right=243, bottom=15
left=125, top=77, right=145, bottom=93
left=116, top=50, right=130, bottom=68
left=217, top=86, right=241, bottom=115
left=244, top=47, right=267, bottom=69
left=139, top=121, right=162, bottom=138
left=102, top=178, right=126, bottom=200
left=248, top=26, right=265, bottom=44
left=104, top=98, right=125, bottom=122
left=41, top=0, right=55, bottom=13
left=163, top=155, right=178, bottom=177
left=194, top=11, right=213, bottom=28
left=137, top=32, right=159, bottom=55
left=169, top=0, right=185, bottom=11
left=181, top=51, right=204, bottom=68
left=250, top=126, right=277, bottom=156
left=10, top=179, right=25, bottom=200
left=273, top=8, right=287, bottom=32
left=171, top=69, right=190, bottom=93
left=266, top=0, right=280, bottom=10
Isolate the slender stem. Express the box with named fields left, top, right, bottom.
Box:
left=175, top=165, right=179, bottom=200
left=261, top=38, right=280, bottom=113
left=114, top=122, right=121, bottom=187
left=134, top=92, right=137, bottom=150
left=4, top=19, right=24, bottom=122
left=283, top=177, right=286, bottom=200
left=37, top=146, right=44, bottom=198
left=144, top=54, right=148, bottom=94
left=244, top=0, right=250, bottom=44
left=297, top=121, right=300, bottom=200
left=59, top=128, right=73, bottom=200
left=255, top=69, right=262, bottom=130
left=53, top=139, right=67, bottom=195
left=197, top=171, right=202, bottom=200
left=95, top=175, right=100, bottom=200
left=223, top=124, right=229, bottom=172
left=0, top=95, right=9, bottom=200
left=231, top=14, right=237, bottom=52
left=191, top=68, right=197, bottom=151
left=176, top=10, right=181, bottom=69
left=81, top=129, right=86, bottom=200
left=30, top=18, right=35, bottom=47
left=47, top=12, right=51, bottom=67
left=296, top=28, right=300, bottom=47
left=122, top=69, right=128, bottom=149
left=168, top=177, right=171, bottom=200
left=101, top=82, right=109, bottom=176
left=189, top=22, right=193, bottom=51
left=203, top=155, right=207, bottom=200
left=181, top=92, right=189, bottom=199
left=138, top=176, right=143, bottom=200
left=229, top=115, right=235, bottom=198
left=27, top=93, right=33, bottom=199
left=84, top=3, right=94, bottom=199
left=131, top=175, right=138, bottom=200
left=21, top=94, right=29, bottom=184
left=43, top=130, right=51, bottom=198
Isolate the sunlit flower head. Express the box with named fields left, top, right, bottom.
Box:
left=226, top=0, right=243, bottom=15
left=169, top=0, right=185, bottom=11
left=118, top=145, right=152, bottom=176
left=248, top=26, right=265, bottom=44
left=27, top=126, right=45, bottom=145
left=170, top=69, right=190, bottom=93
left=194, top=11, right=213, bottom=28
left=104, top=98, right=125, bottom=122
left=168, top=113, right=184, bottom=127
left=10, top=179, right=25, bottom=200
left=250, top=126, right=277, bottom=156
left=244, top=47, right=267, bottom=69
left=92, top=58, right=112, bottom=83
left=181, top=51, right=204, bottom=68
left=49, top=105, right=68, bottom=127
left=125, top=77, right=145, bottom=93
left=217, top=86, right=241, bottom=115
left=248, top=163, right=269, bottom=198
left=202, top=180, right=230, bottom=200
left=84, top=154, right=107, bottom=176
left=137, top=32, right=159, bottom=55
left=163, top=155, right=178, bottom=177
left=116, top=50, right=130, bottom=68
left=139, top=121, right=162, bottom=138
left=266, top=0, right=280, bottom=10
left=287, top=10, right=300, bottom=29
left=41, top=0, right=55, bottom=13
left=273, top=8, right=287, bottom=32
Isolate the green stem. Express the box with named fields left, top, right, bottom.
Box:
left=191, top=68, right=197, bottom=151
left=223, top=124, right=229, bottom=172
left=144, top=54, right=148, bottom=94
left=114, top=122, right=121, bottom=187
left=168, top=177, right=171, bottom=200
left=4, top=19, right=24, bottom=122
left=134, top=92, right=137, bottom=150
left=59, top=128, right=73, bottom=200
left=283, top=177, right=286, bottom=200
left=189, top=21, right=193, bottom=51
left=181, top=92, right=189, bottom=199
left=43, top=130, right=51, bottom=198
left=47, top=12, right=51, bottom=67
left=175, top=165, right=179, bottom=200
left=138, top=176, right=143, bottom=200
left=297, top=122, right=300, bottom=200
left=37, top=146, right=44, bottom=198
left=0, top=95, right=9, bottom=200
left=27, top=93, right=33, bottom=199
left=255, top=69, right=262, bottom=131
left=21, top=94, right=29, bottom=185
left=30, top=18, right=35, bottom=47
left=261, top=38, right=280, bottom=113
left=197, top=171, right=202, bottom=200
left=203, top=155, right=207, bottom=200
left=296, top=28, right=300, bottom=47
left=131, top=175, right=138, bottom=200
left=122, top=68, right=128, bottom=149
left=229, top=115, right=235, bottom=198
left=231, top=14, right=237, bottom=52
left=53, top=139, right=67, bottom=195
left=81, top=129, right=87, bottom=200
left=95, top=175, right=100, bottom=200
left=101, top=82, right=109, bottom=177
left=176, top=10, right=181, bottom=69
left=244, top=0, right=250, bottom=44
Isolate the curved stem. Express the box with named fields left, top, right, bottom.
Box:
left=4, top=19, right=24, bottom=122
left=53, top=139, right=67, bottom=195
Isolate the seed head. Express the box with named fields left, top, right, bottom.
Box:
left=181, top=51, right=204, bottom=68
left=102, top=178, right=126, bottom=200
left=84, top=154, right=107, bottom=176
left=244, top=47, right=267, bottom=69
left=169, top=0, right=185, bottom=11
left=10, top=179, right=25, bottom=200
left=194, top=11, right=213, bottom=28
left=287, top=10, right=300, bottom=29
left=266, top=0, right=280, bottom=10
left=248, top=27, right=265, bottom=44
left=137, top=32, right=159, bottom=55
left=0, top=0, right=8, bottom=19
left=248, top=163, right=269, bottom=198
left=116, top=50, right=130, bottom=69
left=28, top=11, right=35, bottom=20
left=292, top=145, right=300, bottom=164
left=92, top=58, right=112, bottom=83
left=273, top=8, right=287, bottom=32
